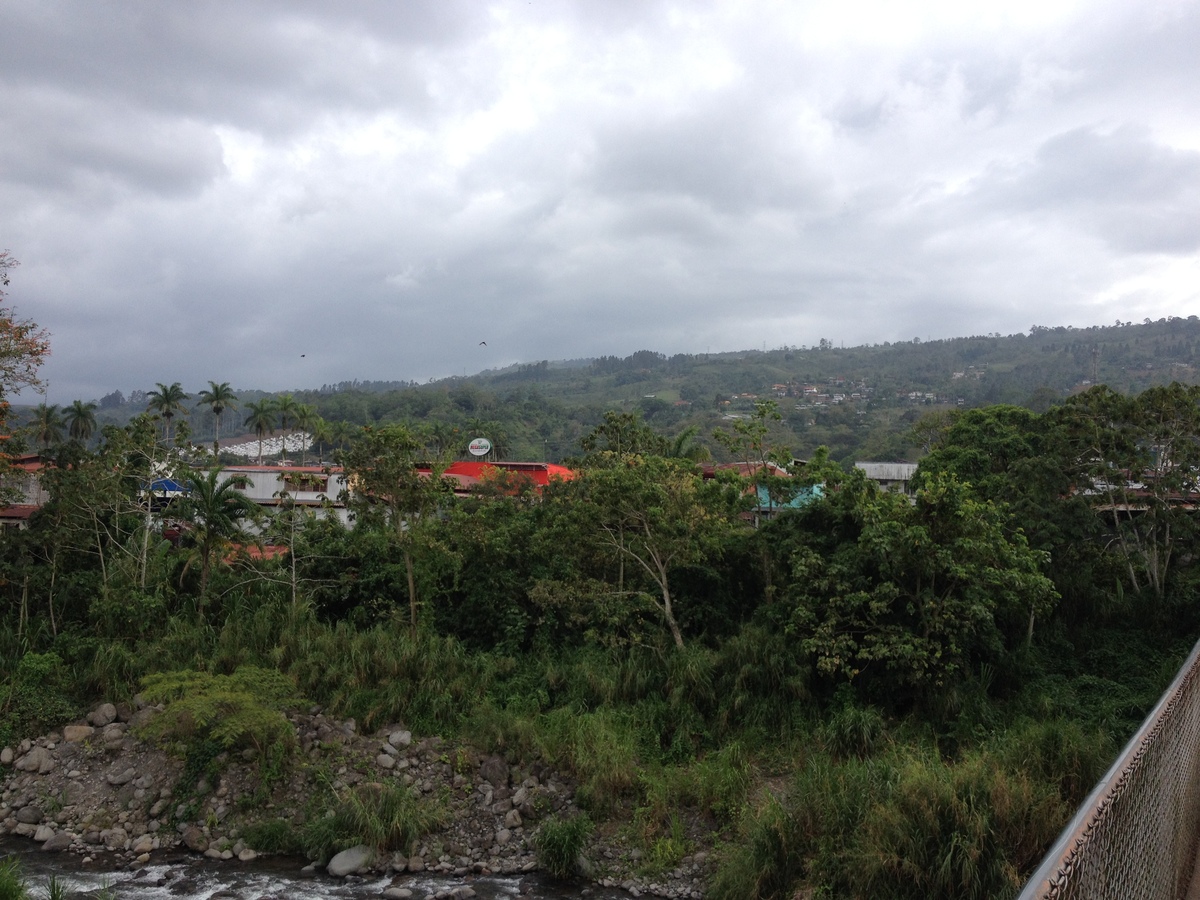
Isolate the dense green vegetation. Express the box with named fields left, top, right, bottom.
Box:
left=4, top=314, right=1200, bottom=896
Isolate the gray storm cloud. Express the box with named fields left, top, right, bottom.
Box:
left=0, top=0, right=1196, bottom=403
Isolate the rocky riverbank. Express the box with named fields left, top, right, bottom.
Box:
left=0, top=701, right=714, bottom=899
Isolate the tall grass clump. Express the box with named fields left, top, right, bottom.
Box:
left=709, top=750, right=891, bottom=900
left=86, top=639, right=145, bottom=701
left=994, top=717, right=1114, bottom=806
left=0, top=858, right=27, bottom=900
left=637, top=741, right=753, bottom=836
left=302, top=782, right=447, bottom=864
left=243, top=818, right=304, bottom=855
left=539, top=706, right=640, bottom=814
left=712, top=624, right=809, bottom=741
left=535, top=813, right=593, bottom=879
left=820, top=697, right=888, bottom=759
left=847, top=751, right=1067, bottom=900
left=277, top=619, right=488, bottom=733
left=708, top=795, right=803, bottom=900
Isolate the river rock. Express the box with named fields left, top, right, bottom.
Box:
left=15, top=747, right=54, bottom=774
left=327, top=844, right=373, bottom=877
left=88, top=703, right=117, bottom=727
left=182, top=825, right=209, bottom=852
left=100, top=826, right=128, bottom=850
left=384, top=889, right=414, bottom=900
left=41, top=831, right=74, bottom=851
left=376, top=754, right=395, bottom=769
left=15, top=805, right=44, bottom=824
left=33, top=825, right=55, bottom=842
left=0, top=747, right=11, bottom=765
left=479, top=755, right=508, bottom=788
left=388, top=730, right=412, bottom=748
left=107, top=767, right=136, bottom=786
left=63, top=725, right=95, bottom=742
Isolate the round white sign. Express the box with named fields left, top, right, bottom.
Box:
left=468, top=437, right=492, bottom=457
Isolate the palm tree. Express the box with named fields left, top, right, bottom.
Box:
left=176, top=468, right=260, bottom=601
left=64, top=400, right=97, bottom=444
left=243, top=399, right=277, bottom=465
left=147, top=382, right=189, bottom=444
left=309, top=416, right=334, bottom=461
left=293, top=403, right=320, bottom=465
left=196, top=381, right=238, bottom=455
left=32, top=403, right=65, bottom=449
left=330, top=420, right=358, bottom=451
left=667, top=425, right=712, bottom=463
left=274, top=394, right=300, bottom=459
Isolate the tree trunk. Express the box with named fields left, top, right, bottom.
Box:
left=405, top=549, right=418, bottom=635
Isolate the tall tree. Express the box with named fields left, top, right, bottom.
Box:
left=293, top=403, right=320, bottom=465
left=147, top=382, right=189, bottom=444
left=786, top=471, right=1058, bottom=710
left=273, top=394, right=301, bottom=459
left=196, top=381, right=238, bottom=455
left=243, top=400, right=277, bottom=465
left=579, top=410, right=668, bottom=460
left=0, top=252, right=50, bottom=405
left=1051, top=383, right=1200, bottom=599
left=339, top=424, right=454, bottom=634
left=0, top=252, right=50, bottom=503
left=64, top=400, right=97, bottom=444
left=667, top=425, right=712, bottom=462
left=575, top=455, right=746, bottom=649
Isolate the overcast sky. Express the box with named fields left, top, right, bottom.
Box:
left=3, top=0, right=1199, bottom=403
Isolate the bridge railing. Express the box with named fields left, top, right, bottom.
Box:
left=1019, top=636, right=1200, bottom=900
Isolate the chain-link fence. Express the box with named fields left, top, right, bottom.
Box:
left=1019, top=637, right=1200, bottom=900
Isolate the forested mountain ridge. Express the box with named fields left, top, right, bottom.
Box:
left=39, top=315, right=1200, bottom=465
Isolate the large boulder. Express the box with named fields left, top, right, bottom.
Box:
left=15, top=806, right=44, bottom=824
left=41, top=831, right=74, bottom=852
left=479, top=755, right=509, bottom=788
left=181, top=825, right=209, bottom=853
left=327, top=844, right=373, bottom=877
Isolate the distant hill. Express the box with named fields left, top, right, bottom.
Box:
left=25, top=316, right=1200, bottom=465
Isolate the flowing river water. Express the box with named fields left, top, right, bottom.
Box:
left=0, top=838, right=635, bottom=900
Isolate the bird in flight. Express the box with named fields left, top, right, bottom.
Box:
left=479, top=341, right=487, bottom=346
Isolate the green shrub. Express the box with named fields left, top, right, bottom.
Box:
left=535, top=814, right=593, bottom=879
left=0, top=652, right=77, bottom=746
left=137, top=666, right=299, bottom=754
